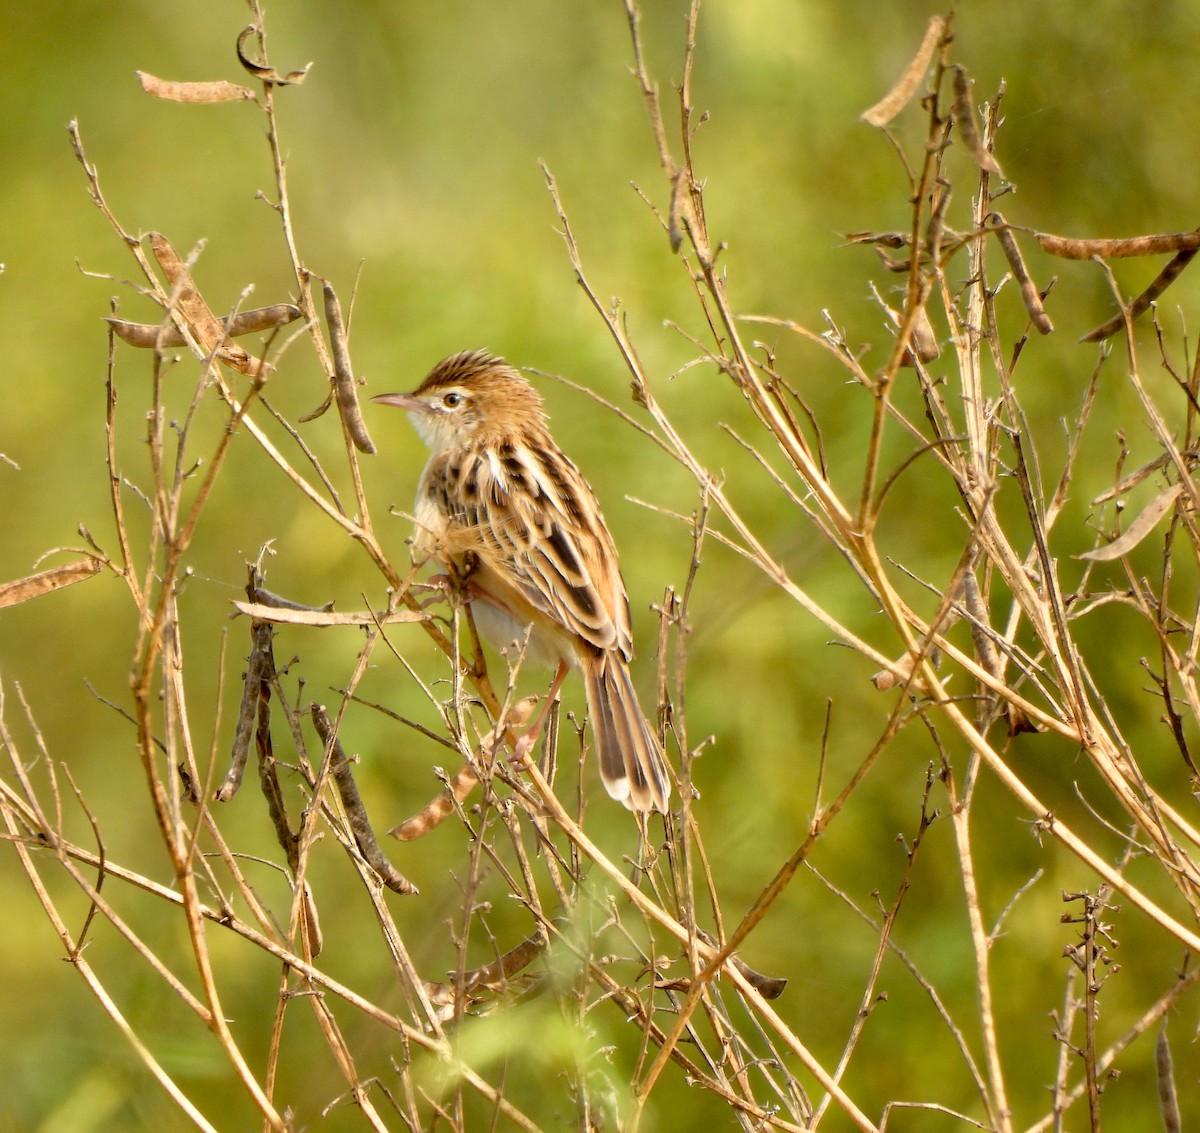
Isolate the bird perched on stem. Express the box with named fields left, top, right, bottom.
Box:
left=373, top=350, right=671, bottom=814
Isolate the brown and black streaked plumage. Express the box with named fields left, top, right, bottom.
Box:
left=373, top=350, right=671, bottom=813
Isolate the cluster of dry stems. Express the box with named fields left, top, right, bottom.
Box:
left=2, top=6, right=1199, bottom=1132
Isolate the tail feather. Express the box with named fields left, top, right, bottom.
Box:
left=584, top=655, right=671, bottom=813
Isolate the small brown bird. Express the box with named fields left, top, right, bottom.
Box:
left=374, top=350, right=671, bottom=813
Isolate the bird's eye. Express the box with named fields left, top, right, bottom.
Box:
left=443, top=392, right=462, bottom=409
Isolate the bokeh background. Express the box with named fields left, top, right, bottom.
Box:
left=3, top=2, right=1200, bottom=1129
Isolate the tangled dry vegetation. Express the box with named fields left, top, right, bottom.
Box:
left=3, top=6, right=1199, bottom=1131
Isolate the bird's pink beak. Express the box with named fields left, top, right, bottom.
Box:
left=371, top=392, right=426, bottom=412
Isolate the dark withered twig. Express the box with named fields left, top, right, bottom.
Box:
left=249, top=639, right=323, bottom=955
left=1060, top=888, right=1119, bottom=1128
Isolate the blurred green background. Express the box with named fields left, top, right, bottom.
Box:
left=4, top=2, right=1200, bottom=1130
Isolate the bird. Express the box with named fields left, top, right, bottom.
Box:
left=373, top=350, right=671, bottom=813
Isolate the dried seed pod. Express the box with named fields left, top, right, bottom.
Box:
left=951, top=66, right=1003, bottom=175
left=861, top=16, right=946, bottom=127
left=323, top=282, right=376, bottom=454
left=985, top=213, right=1054, bottom=335
left=137, top=72, right=254, bottom=103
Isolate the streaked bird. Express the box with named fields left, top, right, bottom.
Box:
left=374, top=350, right=671, bottom=813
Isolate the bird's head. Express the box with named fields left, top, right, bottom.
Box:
left=373, top=349, right=545, bottom=452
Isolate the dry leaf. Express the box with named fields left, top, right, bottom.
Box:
left=0, top=558, right=101, bottom=609
left=862, top=16, right=946, bottom=127
left=1078, top=483, right=1185, bottom=561
left=137, top=71, right=255, bottom=103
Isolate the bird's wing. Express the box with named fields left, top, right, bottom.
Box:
left=457, top=438, right=634, bottom=659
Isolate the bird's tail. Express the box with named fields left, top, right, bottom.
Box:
left=584, top=654, right=671, bottom=813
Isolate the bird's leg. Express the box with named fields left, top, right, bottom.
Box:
left=415, top=552, right=479, bottom=610
left=411, top=576, right=455, bottom=610
left=511, top=659, right=570, bottom=766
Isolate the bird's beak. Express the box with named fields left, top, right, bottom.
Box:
left=371, top=391, right=426, bottom=412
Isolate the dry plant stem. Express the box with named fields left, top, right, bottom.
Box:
left=152, top=602, right=287, bottom=1129
left=931, top=144, right=1200, bottom=934
left=949, top=778, right=1012, bottom=1133
left=1, top=781, right=533, bottom=1116
left=0, top=695, right=219, bottom=1132
left=553, top=39, right=1200, bottom=1124
left=811, top=779, right=939, bottom=1126
left=76, top=112, right=511, bottom=742
left=291, top=632, right=449, bottom=1032
left=621, top=3, right=855, bottom=542
left=110, top=284, right=287, bottom=1124
left=104, top=322, right=143, bottom=603
left=2, top=819, right=220, bottom=1131
left=1048, top=972, right=1077, bottom=1133
left=813, top=861, right=992, bottom=1108
left=517, top=761, right=879, bottom=1132
left=1061, top=889, right=1115, bottom=1127
left=928, top=637, right=1200, bottom=951
left=713, top=543, right=978, bottom=1006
